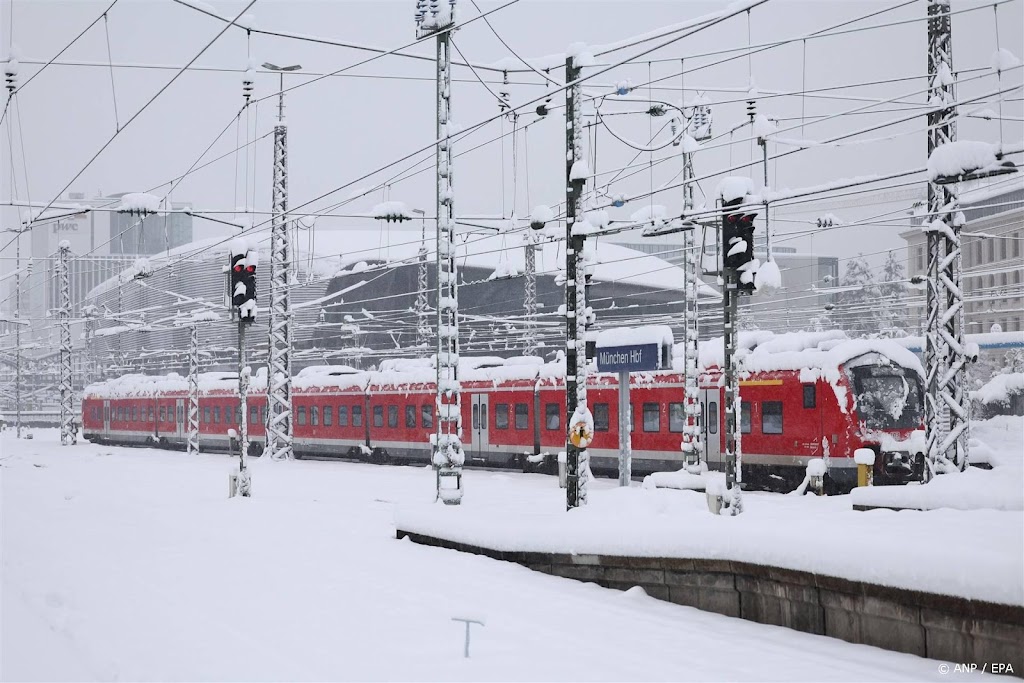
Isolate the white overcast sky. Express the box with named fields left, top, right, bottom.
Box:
left=2, top=0, right=1022, bottom=271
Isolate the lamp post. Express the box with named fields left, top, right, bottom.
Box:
left=262, top=61, right=301, bottom=462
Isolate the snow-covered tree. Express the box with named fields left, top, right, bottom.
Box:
left=876, top=251, right=911, bottom=337
left=834, top=255, right=881, bottom=336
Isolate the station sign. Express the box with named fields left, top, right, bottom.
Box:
left=596, top=343, right=661, bottom=373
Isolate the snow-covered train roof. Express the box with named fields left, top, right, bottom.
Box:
left=86, top=331, right=928, bottom=400
left=689, top=331, right=925, bottom=380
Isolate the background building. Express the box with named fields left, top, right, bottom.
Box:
left=902, top=183, right=1024, bottom=334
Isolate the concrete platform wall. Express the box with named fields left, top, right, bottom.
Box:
left=397, top=530, right=1023, bottom=677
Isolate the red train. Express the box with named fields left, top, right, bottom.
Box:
left=82, top=333, right=927, bottom=492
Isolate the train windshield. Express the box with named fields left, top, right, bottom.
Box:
left=849, top=365, right=923, bottom=430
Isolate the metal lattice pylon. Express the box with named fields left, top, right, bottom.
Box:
left=416, top=219, right=431, bottom=349
left=923, top=0, right=969, bottom=477
left=432, top=26, right=464, bottom=504
left=680, top=151, right=702, bottom=472
left=187, top=324, right=200, bottom=455
left=58, top=242, right=75, bottom=445
left=266, top=101, right=294, bottom=461
left=565, top=56, right=589, bottom=509
left=524, top=232, right=538, bottom=355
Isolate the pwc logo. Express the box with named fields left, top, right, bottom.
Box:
left=52, top=220, right=81, bottom=234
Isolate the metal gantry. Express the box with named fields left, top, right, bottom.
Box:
left=924, top=0, right=969, bottom=477
left=418, top=1, right=464, bottom=504
left=266, top=72, right=294, bottom=461
left=565, top=56, right=589, bottom=509
left=58, top=242, right=75, bottom=445
left=680, top=151, right=702, bottom=473
left=187, top=324, right=200, bottom=455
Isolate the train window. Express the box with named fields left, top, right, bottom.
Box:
left=643, top=403, right=661, bottom=432
left=160, top=406, right=166, bottom=422
left=708, top=402, right=718, bottom=434
left=339, top=405, right=349, bottom=427
left=388, top=406, right=399, bottom=428
left=515, top=404, right=529, bottom=430
left=249, top=407, right=256, bottom=425
left=311, top=406, right=320, bottom=427
left=472, top=404, right=479, bottom=430
left=297, top=406, right=307, bottom=426
left=762, top=401, right=783, bottom=434
left=422, top=405, right=433, bottom=429
left=405, top=405, right=416, bottom=429
left=373, top=405, right=383, bottom=428
left=669, top=403, right=686, bottom=433
left=203, top=407, right=209, bottom=424
left=225, top=406, right=233, bottom=424
left=803, top=384, right=816, bottom=409
left=741, top=402, right=751, bottom=434
left=494, top=403, right=509, bottom=430
left=353, top=405, right=363, bottom=427
left=545, top=403, right=560, bottom=431
left=149, top=407, right=154, bottom=422
left=593, top=403, right=609, bottom=432
left=323, top=406, right=333, bottom=427
left=132, top=407, right=138, bottom=422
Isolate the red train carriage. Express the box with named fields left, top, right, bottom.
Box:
left=83, top=333, right=926, bottom=492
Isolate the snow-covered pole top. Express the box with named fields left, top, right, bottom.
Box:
left=230, top=237, right=256, bottom=258
left=717, top=177, right=755, bottom=204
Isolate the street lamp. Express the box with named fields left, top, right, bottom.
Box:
left=262, top=62, right=302, bottom=119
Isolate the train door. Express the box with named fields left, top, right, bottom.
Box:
left=468, top=393, right=490, bottom=461
left=175, top=399, right=185, bottom=438
left=103, top=400, right=110, bottom=434
left=701, top=389, right=722, bottom=470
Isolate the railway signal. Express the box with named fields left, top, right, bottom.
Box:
left=230, top=246, right=258, bottom=323
left=722, top=198, right=757, bottom=285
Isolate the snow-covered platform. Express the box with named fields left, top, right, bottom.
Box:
left=395, top=441, right=1024, bottom=673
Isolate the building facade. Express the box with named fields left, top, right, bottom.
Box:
left=902, top=185, right=1024, bottom=334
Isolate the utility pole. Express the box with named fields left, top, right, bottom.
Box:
left=58, top=241, right=75, bottom=445
left=417, top=0, right=463, bottom=504
left=229, top=242, right=257, bottom=496
left=263, top=62, right=301, bottom=462
left=680, top=147, right=701, bottom=473
left=13, top=228, right=23, bottom=438
left=6, top=61, right=22, bottom=438
left=565, top=55, right=589, bottom=509
left=187, top=323, right=200, bottom=455
left=924, top=0, right=969, bottom=477
left=718, top=194, right=757, bottom=515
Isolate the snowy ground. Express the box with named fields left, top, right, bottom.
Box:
left=0, top=430, right=1009, bottom=682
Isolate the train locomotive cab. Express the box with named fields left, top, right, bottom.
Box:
left=843, top=353, right=926, bottom=486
